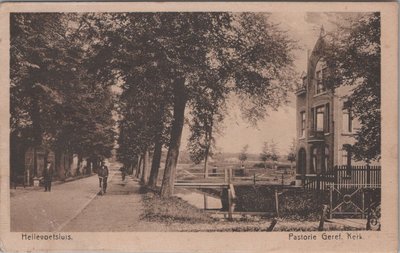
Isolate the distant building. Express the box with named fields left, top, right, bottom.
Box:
left=23, top=147, right=73, bottom=185
left=295, top=29, right=379, bottom=186
left=11, top=145, right=92, bottom=187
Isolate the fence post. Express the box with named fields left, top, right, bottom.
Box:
left=329, top=186, right=333, bottom=219
left=275, top=189, right=280, bottom=218
left=318, top=205, right=328, bottom=231
left=228, top=168, right=232, bottom=184
left=366, top=164, right=371, bottom=187
left=228, top=188, right=233, bottom=221
left=224, top=169, right=228, bottom=183
left=253, top=173, right=256, bottom=185
left=281, top=174, right=284, bottom=186
left=267, top=218, right=278, bottom=232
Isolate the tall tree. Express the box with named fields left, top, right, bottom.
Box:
left=11, top=13, right=116, bottom=180
left=159, top=13, right=296, bottom=197
left=325, top=12, right=381, bottom=162
left=94, top=13, right=296, bottom=197
left=11, top=13, right=71, bottom=177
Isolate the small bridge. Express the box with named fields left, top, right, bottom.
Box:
left=174, top=167, right=294, bottom=220
left=175, top=167, right=294, bottom=188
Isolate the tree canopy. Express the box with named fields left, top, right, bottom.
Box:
left=325, top=12, right=381, bottom=162
left=11, top=13, right=116, bottom=165
left=11, top=12, right=297, bottom=196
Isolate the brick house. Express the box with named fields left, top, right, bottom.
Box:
left=295, top=29, right=380, bottom=186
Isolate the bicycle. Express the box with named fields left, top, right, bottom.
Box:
left=98, top=177, right=107, bottom=195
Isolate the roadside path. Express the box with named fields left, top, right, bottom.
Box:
left=61, top=173, right=146, bottom=232
left=11, top=173, right=104, bottom=231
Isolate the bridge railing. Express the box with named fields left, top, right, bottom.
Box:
left=175, top=167, right=294, bottom=185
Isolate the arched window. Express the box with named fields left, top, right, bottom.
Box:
left=311, top=145, right=329, bottom=174
left=315, top=60, right=328, bottom=94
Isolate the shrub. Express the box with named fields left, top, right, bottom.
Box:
left=233, top=185, right=328, bottom=220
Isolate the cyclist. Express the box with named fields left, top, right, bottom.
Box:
left=98, top=161, right=109, bottom=194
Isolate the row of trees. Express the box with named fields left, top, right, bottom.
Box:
left=113, top=13, right=297, bottom=197
left=237, top=139, right=296, bottom=170
left=11, top=13, right=116, bottom=177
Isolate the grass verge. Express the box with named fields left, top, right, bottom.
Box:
left=140, top=187, right=213, bottom=223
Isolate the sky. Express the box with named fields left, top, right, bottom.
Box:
left=180, top=12, right=349, bottom=155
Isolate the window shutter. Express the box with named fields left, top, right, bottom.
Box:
left=325, top=103, right=330, bottom=132
left=310, top=108, right=315, bottom=134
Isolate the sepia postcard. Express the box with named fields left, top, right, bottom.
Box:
left=0, top=2, right=398, bottom=252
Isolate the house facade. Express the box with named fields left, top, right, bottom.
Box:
left=295, top=30, right=379, bottom=186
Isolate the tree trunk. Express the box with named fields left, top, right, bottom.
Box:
left=136, top=155, right=143, bottom=179
left=141, top=149, right=150, bottom=184
left=204, top=155, right=209, bottom=179
left=87, top=158, right=93, bottom=174
left=204, top=123, right=212, bottom=178
left=77, top=153, right=83, bottom=173
left=149, top=137, right=163, bottom=188
left=33, top=146, right=38, bottom=177
left=160, top=78, right=187, bottom=198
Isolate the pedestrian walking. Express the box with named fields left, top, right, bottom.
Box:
left=120, top=166, right=127, bottom=181
left=43, top=161, right=53, bottom=192
left=98, top=161, right=109, bottom=194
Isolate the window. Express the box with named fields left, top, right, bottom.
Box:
left=342, top=149, right=348, bottom=165
left=312, top=104, right=330, bottom=134
left=300, top=111, right=306, bottom=138
left=315, top=61, right=327, bottom=94
left=322, top=67, right=330, bottom=87
left=316, top=106, right=325, bottom=132
left=342, top=108, right=353, bottom=133
left=325, top=103, right=330, bottom=132
left=311, top=145, right=329, bottom=174
left=311, top=147, right=318, bottom=174
left=342, top=145, right=352, bottom=175
left=316, top=71, right=323, bottom=93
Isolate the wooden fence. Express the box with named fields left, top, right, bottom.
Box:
left=303, top=165, right=381, bottom=190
